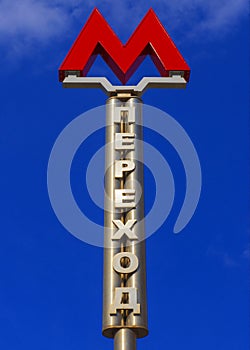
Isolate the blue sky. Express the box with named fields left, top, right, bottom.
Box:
left=0, top=1, right=249, bottom=349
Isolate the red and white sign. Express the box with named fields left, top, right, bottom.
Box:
left=59, top=8, right=190, bottom=84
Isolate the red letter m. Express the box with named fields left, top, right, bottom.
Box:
left=59, top=8, right=190, bottom=84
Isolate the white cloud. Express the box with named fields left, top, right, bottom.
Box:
left=196, top=0, right=247, bottom=33
left=0, top=0, right=247, bottom=59
left=0, top=0, right=67, bottom=40
left=80, top=0, right=248, bottom=38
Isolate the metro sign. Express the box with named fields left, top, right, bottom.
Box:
left=55, top=7, right=195, bottom=350
left=59, top=8, right=190, bottom=84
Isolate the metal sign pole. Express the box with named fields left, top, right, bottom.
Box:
left=114, top=328, right=137, bottom=350
left=103, top=95, right=148, bottom=350
left=58, top=8, right=190, bottom=350
left=59, top=74, right=187, bottom=350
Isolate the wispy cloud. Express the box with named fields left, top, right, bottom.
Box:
left=0, top=0, right=67, bottom=41
left=207, top=246, right=240, bottom=268
left=0, top=0, right=247, bottom=61
left=80, top=0, right=248, bottom=38
left=0, top=0, right=68, bottom=62
left=242, top=245, right=250, bottom=260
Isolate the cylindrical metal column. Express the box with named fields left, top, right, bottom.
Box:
left=103, top=97, right=123, bottom=336
left=114, top=329, right=136, bottom=350
left=102, top=96, right=148, bottom=348
left=124, top=98, right=147, bottom=329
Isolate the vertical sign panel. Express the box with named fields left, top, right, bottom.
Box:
left=102, top=97, right=148, bottom=339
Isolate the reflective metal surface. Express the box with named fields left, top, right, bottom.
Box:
left=114, top=329, right=136, bottom=350
left=102, top=97, right=148, bottom=344
left=62, top=75, right=187, bottom=95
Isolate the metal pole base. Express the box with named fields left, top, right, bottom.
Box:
left=114, top=329, right=136, bottom=350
